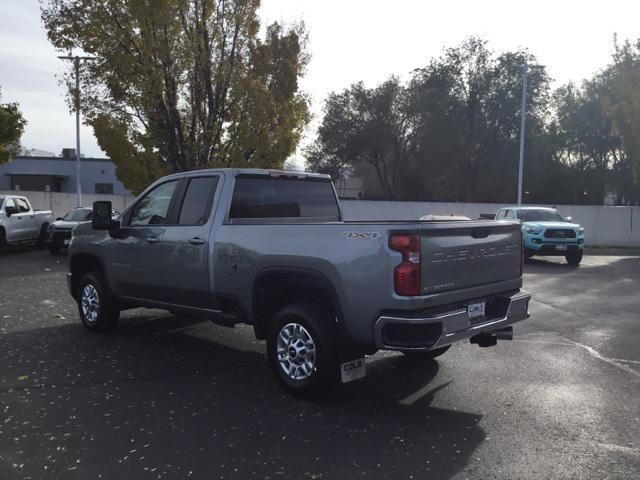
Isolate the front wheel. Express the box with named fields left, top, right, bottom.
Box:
left=77, top=272, right=120, bottom=332
left=267, top=303, right=339, bottom=398
left=402, top=345, right=451, bottom=360
left=565, top=250, right=583, bottom=266
left=524, top=248, right=534, bottom=262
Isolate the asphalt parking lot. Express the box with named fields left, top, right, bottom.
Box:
left=1, top=249, right=639, bottom=480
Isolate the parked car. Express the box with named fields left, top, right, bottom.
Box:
left=495, top=206, right=585, bottom=265
left=0, top=194, right=53, bottom=248
left=67, top=169, right=531, bottom=397
left=46, top=207, right=120, bottom=254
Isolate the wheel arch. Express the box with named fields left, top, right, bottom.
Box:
left=69, top=253, right=107, bottom=299
left=252, top=267, right=345, bottom=340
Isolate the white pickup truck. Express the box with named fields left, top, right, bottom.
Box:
left=0, top=194, right=54, bottom=248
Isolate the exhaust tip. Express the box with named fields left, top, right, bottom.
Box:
left=470, top=326, right=514, bottom=347
left=495, top=326, right=513, bottom=341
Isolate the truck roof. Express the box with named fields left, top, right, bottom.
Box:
left=161, top=168, right=331, bottom=181
left=502, top=206, right=558, bottom=211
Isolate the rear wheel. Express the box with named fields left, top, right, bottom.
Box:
left=565, top=250, right=583, bottom=266
left=77, top=272, right=120, bottom=332
left=402, top=345, right=451, bottom=360
left=0, top=227, right=6, bottom=248
left=524, top=248, right=534, bottom=262
left=267, top=302, right=339, bottom=397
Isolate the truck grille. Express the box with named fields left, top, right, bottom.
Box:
left=544, top=228, right=576, bottom=239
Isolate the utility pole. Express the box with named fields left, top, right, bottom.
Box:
left=58, top=55, right=96, bottom=207
left=517, top=63, right=544, bottom=205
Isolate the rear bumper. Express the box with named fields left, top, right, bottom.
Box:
left=373, top=290, right=531, bottom=351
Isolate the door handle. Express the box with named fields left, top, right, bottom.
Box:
left=188, top=237, right=206, bottom=245
left=146, top=236, right=159, bottom=244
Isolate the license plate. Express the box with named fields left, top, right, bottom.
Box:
left=555, top=244, right=567, bottom=251
left=64, top=239, right=70, bottom=245
left=340, top=358, right=366, bottom=383
left=468, top=301, right=485, bottom=319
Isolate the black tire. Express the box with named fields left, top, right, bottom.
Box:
left=267, top=302, right=340, bottom=398
left=77, top=272, right=120, bottom=332
left=402, top=345, right=451, bottom=360
left=0, top=227, right=6, bottom=248
left=524, top=248, right=534, bottom=262
left=47, top=244, right=61, bottom=255
left=565, top=250, right=583, bottom=266
left=34, top=224, right=48, bottom=249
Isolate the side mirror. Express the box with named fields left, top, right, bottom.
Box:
left=56, top=217, right=63, bottom=221
left=92, top=201, right=117, bottom=230
left=5, top=205, right=18, bottom=217
left=564, top=216, right=572, bottom=222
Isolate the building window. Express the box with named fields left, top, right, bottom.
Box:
left=95, top=183, right=114, bottom=194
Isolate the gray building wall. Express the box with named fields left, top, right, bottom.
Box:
left=0, top=155, right=131, bottom=196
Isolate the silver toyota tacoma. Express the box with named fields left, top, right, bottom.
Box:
left=66, top=169, right=531, bottom=396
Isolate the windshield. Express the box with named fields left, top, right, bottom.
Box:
left=517, top=209, right=563, bottom=222
left=62, top=209, right=92, bottom=222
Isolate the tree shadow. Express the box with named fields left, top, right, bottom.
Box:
left=0, top=316, right=485, bottom=480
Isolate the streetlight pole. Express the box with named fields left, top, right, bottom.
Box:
left=517, top=63, right=544, bottom=205
left=58, top=55, right=96, bottom=208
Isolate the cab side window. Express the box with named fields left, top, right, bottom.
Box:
left=129, top=181, right=178, bottom=226
left=496, top=210, right=507, bottom=219
left=15, top=198, right=30, bottom=212
left=505, top=210, right=516, bottom=219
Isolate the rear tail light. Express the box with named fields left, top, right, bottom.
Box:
left=390, top=234, right=421, bottom=296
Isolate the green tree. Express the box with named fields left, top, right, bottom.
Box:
left=409, top=39, right=552, bottom=202
left=42, top=0, right=309, bottom=193
left=0, top=88, right=27, bottom=164
left=309, top=38, right=551, bottom=203
left=552, top=76, right=625, bottom=204
left=306, top=77, right=419, bottom=199
left=607, top=38, right=640, bottom=181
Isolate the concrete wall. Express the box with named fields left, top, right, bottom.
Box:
left=0, top=190, right=135, bottom=219
left=2, top=191, right=638, bottom=246
left=340, top=200, right=640, bottom=247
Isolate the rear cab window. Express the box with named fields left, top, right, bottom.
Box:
left=177, top=176, right=219, bottom=225
left=229, top=176, right=340, bottom=221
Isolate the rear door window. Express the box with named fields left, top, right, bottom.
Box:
left=178, top=177, right=219, bottom=225
left=229, top=177, right=340, bottom=219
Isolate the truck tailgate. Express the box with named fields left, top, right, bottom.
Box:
left=420, top=221, right=521, bottom=295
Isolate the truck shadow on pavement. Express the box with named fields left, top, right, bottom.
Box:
left=0, top=314, right=485, bottom=480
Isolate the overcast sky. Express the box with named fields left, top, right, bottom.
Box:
left=1, top=0, right=639, bottom=161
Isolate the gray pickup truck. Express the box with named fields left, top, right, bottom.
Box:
left=0, top=194, right=53, bottom=248
left=67, top=169, right=530, bottom=396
